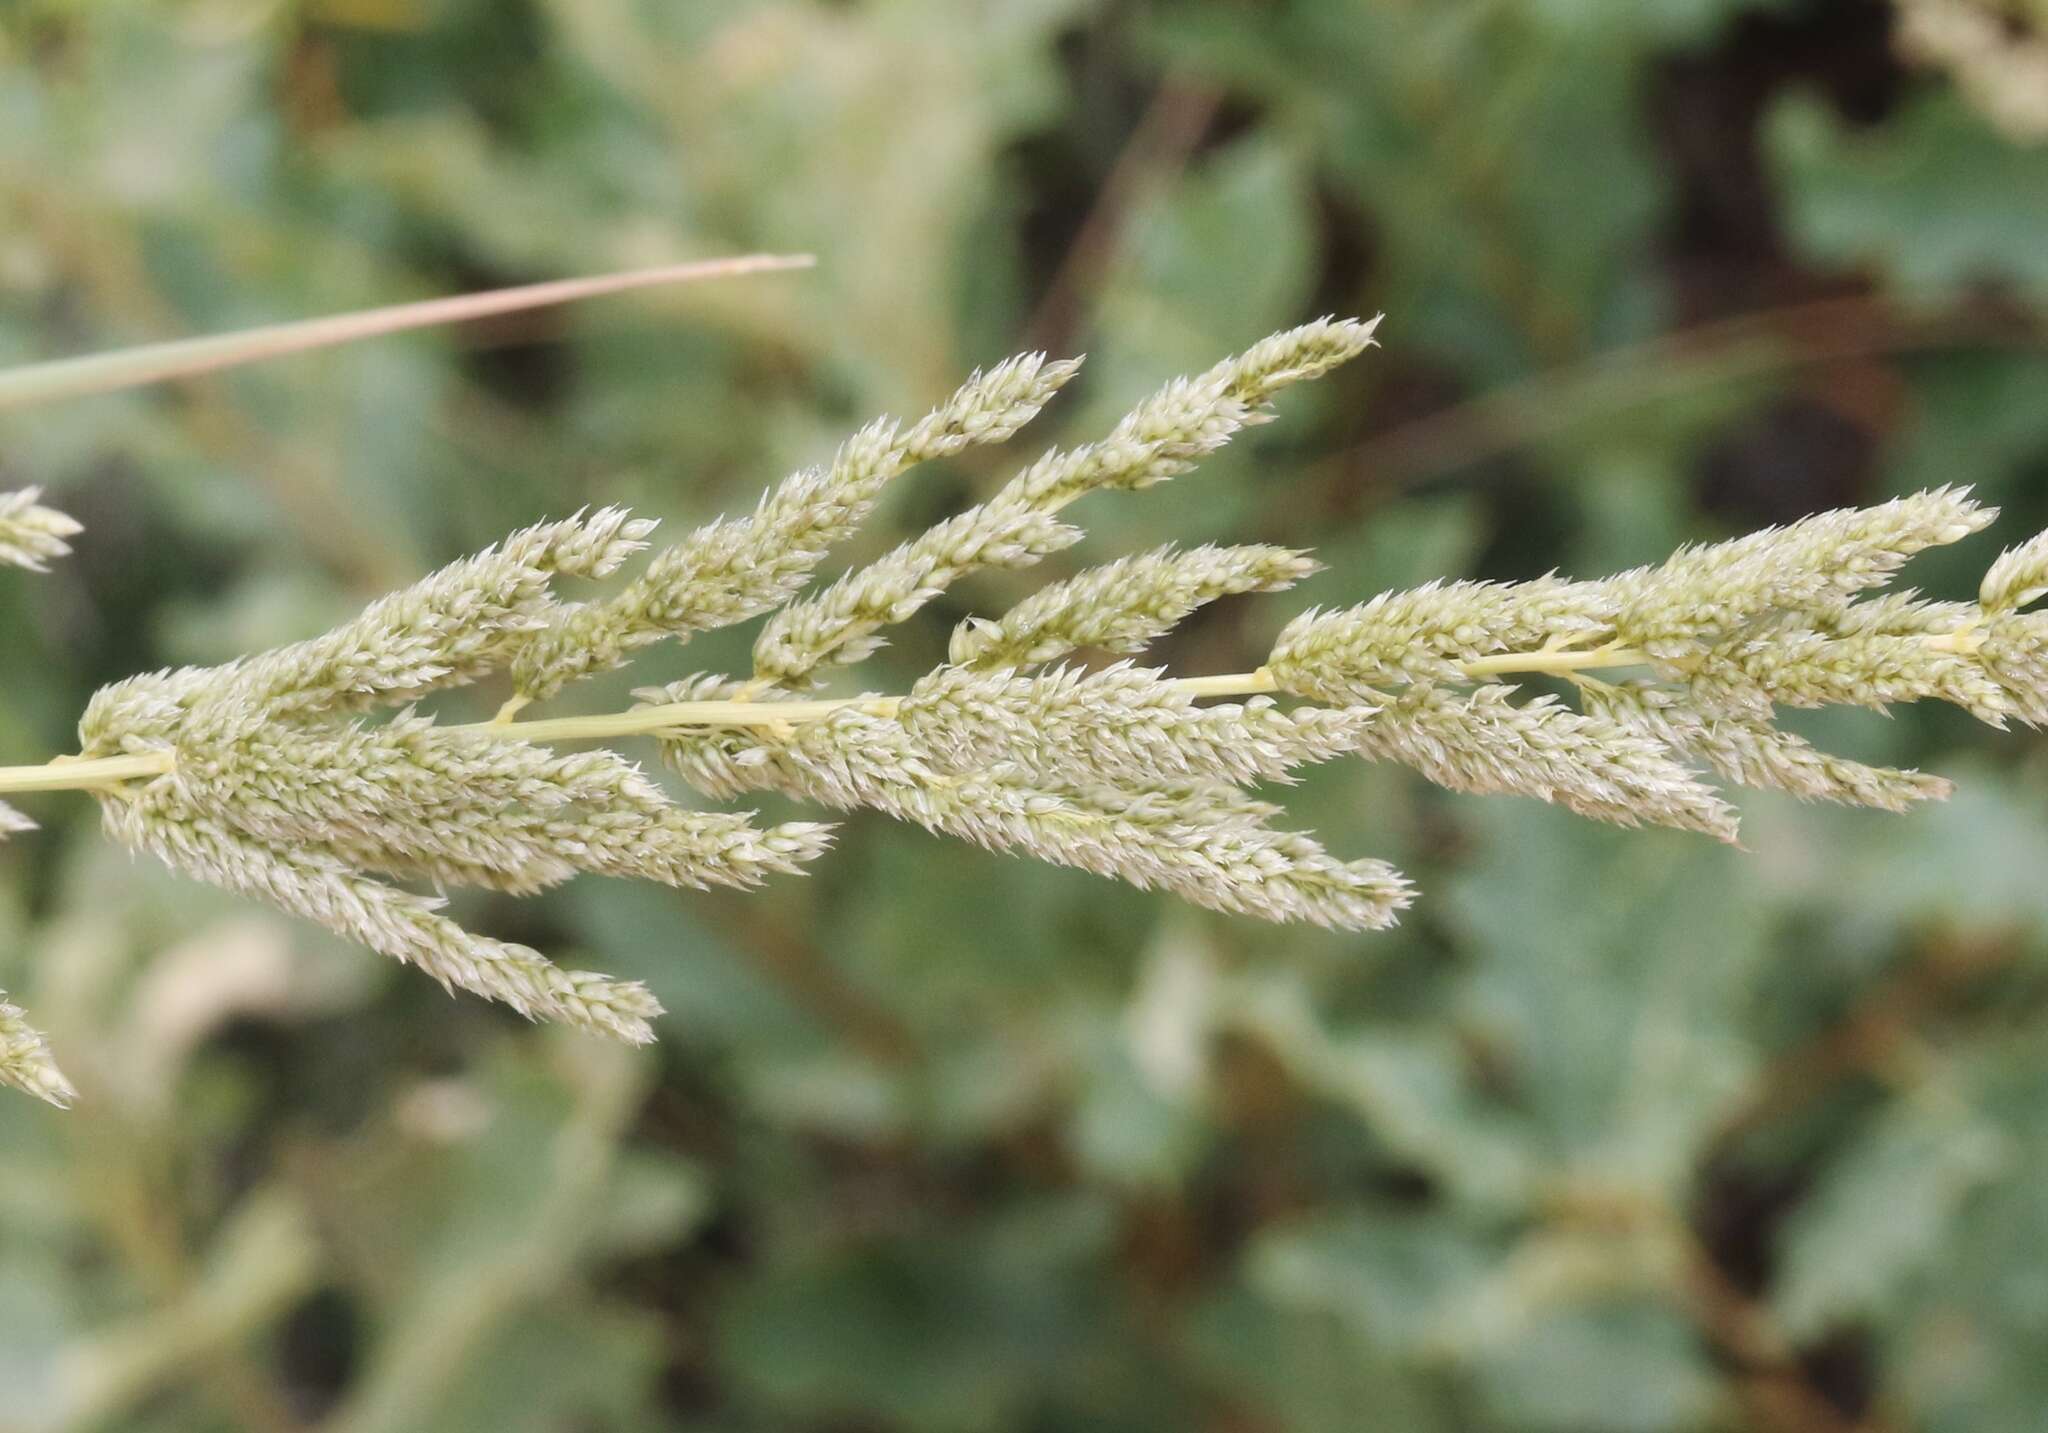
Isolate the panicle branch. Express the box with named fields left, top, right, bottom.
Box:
left=747, top=317, right=1380, bottom=688
left=508, top=351, right=1082, bottom=702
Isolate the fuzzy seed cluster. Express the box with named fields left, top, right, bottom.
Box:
left=1268, top=485, right=2040, bottom=837
left=10, top=315, right=2048, bottom=1104
left=70, top=510, right=836, bottom=1050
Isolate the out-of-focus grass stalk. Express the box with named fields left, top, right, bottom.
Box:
left=46, top=1193, right=320, bottom=1433
left=324, top=1041, right=651, bottom=1433
left=0, top=254, right=813, bottom=410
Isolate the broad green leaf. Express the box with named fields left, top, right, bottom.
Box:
left=1446, top=801, right=1770, bottom=1192
left=1475, top=1301, right=1717, bottom=1433
left=1773, top=1087, right=2009, bottom=1339
left=1770, top=91, right=2048, bottom=302
left=1245, top=1208, right=1495, bottom=1354
left=1182, top=1286, right=1456, bottom=1433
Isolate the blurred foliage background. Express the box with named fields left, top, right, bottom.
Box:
left=5, top=1, right=2048, bottom=1429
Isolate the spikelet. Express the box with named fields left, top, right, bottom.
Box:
left=1579, top=680, right=1953, bottom=814
left=100, top=780, right=665, bottom=1044
left=1269, top=576, right=1613, bottom=698
left=648, top=702, right=1409, bottom=931
left=899, top=663, right=1372, bottom=788
left=0, top=486, right=82, bottom=573
left=0, top=991, right=75, bottom=1108
left=1252, top=482, right=2048, bottom=839
left=1350, top=683, right=1740, bottom=841
left=949, top=544, right=1318, bottom=670
left=1610, top=488, right=1993, bottom=660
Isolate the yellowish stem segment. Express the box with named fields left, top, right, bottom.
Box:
left=1461, top=643, right=1650, bottom=679
left=0, top=647, right=1661, bottom=795
left=464, top=695, right=886, bottom=744
left=1924, top=627, right=1984, bottom=656
left=0, top=633, right=1840, bottom=796
left=444, top=648, right=1657, bottom=744
left=0, top=751, right=174, bottom=792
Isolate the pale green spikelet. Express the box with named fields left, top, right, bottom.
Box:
left=1821, top=589, right=1980, bottom=637
left=70, top=505, right=831, bottom=1045
left=0, top=991, right=75, bottom=1108
left=1610, top=486, right=1993, bottom=660
left=224, top=507, right=657, bottom=723
left=898, top=662, right=1372, bottom=788
left=1977, top=612, right=2048, bottom=726
left=1261, top=483, right=2032, bottom=831
left=1579, top=680, right=1953, bottom=813
left=647, top=702, right=1409, bottom=931
left=1980, top=529, right=2048, bottom=614
left=0, top=486, right=82, bottom=573
left=1268, top=577, right=1613, bottom=697
left=1721, top=620, right=2009, bottom=722
left=1350, top=683, right=1741, bottom=841
left=99, top=782, right=664, bottom=1043
left=949, top=544, right=1318, bottom=670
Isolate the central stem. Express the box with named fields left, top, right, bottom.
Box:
left=0, top=640, right=1669, bottom=796
left=0, top=751, right=175, bottom=791
left=449, top=644, right=1659, bottom=746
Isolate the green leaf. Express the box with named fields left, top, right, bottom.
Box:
left=1770, top=91, right=2048, bottom=302
left=1245, top=1208, right=1494, bottom=1354
left=1182, top=1286, right=1457, bottom=1433
left=1875, top=1050, right=2048, bottom=1431
left=1475, top=1302, right=1717, bottom=1433
left=1446, top=801, right=1771, bottom=1192
left=1066, top=1035, right=1211, bottom=1188
left=1773, top=1088, right=2009, bottom=1339
left=719, top=1233, right=1099, bottom=1433
left=414, top=1306, right=666, bottom=1433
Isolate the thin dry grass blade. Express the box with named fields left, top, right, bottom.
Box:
left=0, top=253, right=815, bottom=411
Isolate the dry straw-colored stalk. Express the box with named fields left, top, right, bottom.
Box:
left=7, top=314, right=2048, bottom=1105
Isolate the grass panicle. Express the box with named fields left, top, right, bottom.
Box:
left=7, top=314, right=2048, bottom=1102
